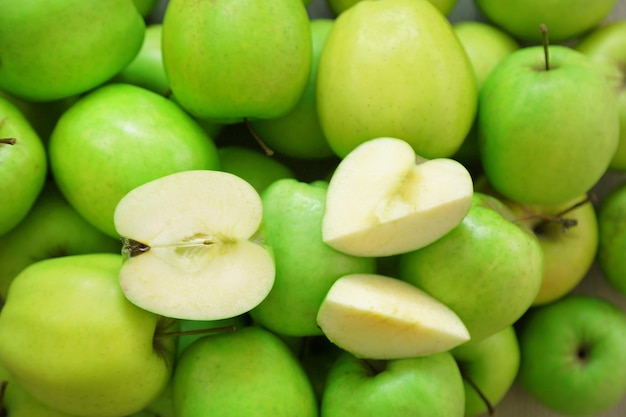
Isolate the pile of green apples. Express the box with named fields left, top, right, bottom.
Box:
left=2, top=0, right=626, bottom=416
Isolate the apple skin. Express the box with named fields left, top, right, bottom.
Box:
left=597, top=181, right=626, bottom=296
left=451, top=325, right=520, bottom=417
left=398, top=192, right=544, bottom=343
left=517, top=295, right=626, bottom=416
left=478, top=45, right=619, bottom=206
left=132, top=0, right=160, bottom=17
left=0, top=253, right=177, bottom=417
left=250, top=178, right=376, bottom=336
left=327, top=0, right=458, bottom=16
left=321, top=351, right=465, bottom=417
left=0, top=0, right=145, bottom=101
left=474, top=0, right=617, bottom=43
left=49, top=83, right=220, bottom=238
left=173, top=326, right=318, bottom=417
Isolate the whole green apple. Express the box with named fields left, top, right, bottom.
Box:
left=316, top=0, right=477, bottom=159
left=0, top=0, right=145, bottom=101
left=173, top=326, right=318, bottom=417
left=49, top=83, right=220, bottom=237
left=162, top=0, right=312, bottom=122
left=0, top=97, right=47, bottom=236
left=597, top=180, right=626, bottom=295
left=321, top=351, right=465, bottom=417
left=0, top=253, right=177, bottom=417
left=517, top=295, right=626, bottom=416
left=478, top=44, right=619, bottom=206
left=398, top=192, right=544, bottom=343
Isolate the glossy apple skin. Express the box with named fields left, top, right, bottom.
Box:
left=517, top=295, right=626, bottom=416
left=597, top=181, right=626, bottom=296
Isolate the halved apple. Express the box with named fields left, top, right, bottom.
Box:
left=322, top=137, right=474, bottom=257
left=113, top=170, right=275, bottom=320
left=316, top=273, right=471, bottom=360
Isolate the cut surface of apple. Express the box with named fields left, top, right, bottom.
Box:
left=322, top=137, right=474, bottom=257
left=113, top=169, right=275, bottom=320
left=316, top=273, right=471, bottom=360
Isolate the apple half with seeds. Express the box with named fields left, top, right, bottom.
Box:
left=113, top=169, right=275, bottom=320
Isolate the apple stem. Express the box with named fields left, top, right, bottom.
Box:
left=161, top=324, right=237, bottom=338
left=540, top=24, right=550, bottom=71
left=244, top=118, right=275, bottom=157
left=530, top=193, right=597, bottom=234
left=462, top=372, right=496, bottom=416
left=0, top=380, right=7, bottom=414
left=0, top=138, right=16, bottom=145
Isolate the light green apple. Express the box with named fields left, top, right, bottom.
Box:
left=172, top=326, right=318, bottom=417
left=162, top=0, right=312, bottom=122
left=0, top=96, right=47, bottom=236
left=398, top=192, right=544, bottom=343
left=0, top=253, right=178, bottom=417
left=48, top=83, right=220, bottom=238
left=326, top=0, right=459, bottom=16
left=248, top=19, right=335, bottom=160
left=0, top=180, right=120, bottom=299
left=597, top=180, right=626, bottom=296
left=474, top=0, right=617, bottom=43
left=249, top=178, right=376, bottom=337
left=478, top=44, right=619, bottom=206
left=321, top=350, right=465, bottom=417
left=316, top=0, right=477, bottom=159
left=451, top=325, right=520, bottom=417
left=0, top=0, right=145, bottom=101
left=576, top=20, right=626, bottom=171
left=517, top=295, right=626, bottom=416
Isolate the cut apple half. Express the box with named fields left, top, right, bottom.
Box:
left=316, top=273, right=471, bottom=359
left=322, top=137, right=474, bottom=257
left=113, top=170, right=275, bottom=320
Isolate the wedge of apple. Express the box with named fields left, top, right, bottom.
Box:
left=322, top=137, right=474, bottom=257
left=113, top=169, right=275, bottom=320
left=316, top=273, right=471, bottom=360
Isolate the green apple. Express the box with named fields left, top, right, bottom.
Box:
left=247, top=18, right=335, bottom=160
left=249, top=178, right=376, bottom=336
left=173, top=326, right=318, bottom=417
left=321, top=350, right=465, bottom=417
left=322, top=137, right=474, bottom=257
left=0, top=253, right=177, bottom=417
left=316, top=0, right=477, bottom=159
left=517, top=295, right=626, bottom=416
left=451, top=325, right=520, bottom=417
left=132, top=0, right=160, bottom=17
left=576, top=20, right=626, bottom=171
left=162, top=0, right=312, bottom=122
left=478, top=44, right=619, bottom=206
left=0, top=0, right=145, bottom=101
left=49, top=83, right=220, bottom=238
left=0, top=97, right=47, bottom=236
left=113, top=170, right=275, bottom=321
left=316, top=273, right=470, bottom=360
left=217, top=146, right=296, bottom=194
left=474, top=0, right=617, bottom=43
left=0, top=181, right=120, bottom=299
left=398, top=192, right=544, bottom=343
left=326, top=0, right=459, bottom=16
left=597, top=180, right=626, bottom=295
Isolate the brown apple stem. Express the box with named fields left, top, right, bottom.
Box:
left=462, top=372, right=496, bottom=416
left=0, top=380, right=8, bottom=414
left=540, top=24, right=550, bottom=71
left=0, top=138, right=16, bottom=145
left=161, top=324, right=237, bottom=338
left=522, top=193, right=597, bottom=234
left=244, top=117, right=275, bottom=157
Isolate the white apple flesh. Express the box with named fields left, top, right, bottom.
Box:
left=113, top=169, right=275, bottom=320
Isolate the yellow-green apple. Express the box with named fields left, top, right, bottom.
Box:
left=316, top=273, right=470, bottom=360
left=0, top=97, right=47, bottom=236
left=478, top=44, right=619, bottom=206
left=320, top=350, right=465, bottom=417
left=113, top=170, right=275, bottom=321
left=250, top=179, right=376, bottom=336
left=0, top=0, right=145, bottom=101
left=322, top=137, right=474, bottom=257
left=0, top=253, right=177, bottom=417
left=49, top=83, right=220, bottom=238
left=597, top=180, right=626, bottom=295
left=172, top=326, right=318, bottom=417
left=451, top=325, right=520, bottom=417
left=398, top=192, right=544, bottom=343
left=517, top=295, right=626, bottom=416
left=316, top=0, right=477, bottom=159
left=162, top=0, right=312, bottom=123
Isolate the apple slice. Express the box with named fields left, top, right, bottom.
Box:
left=113, top=169, right=275, bottom=320
left=316, top=273, right=471, bottom=360
left=322, top=137, right=473, bottom=257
